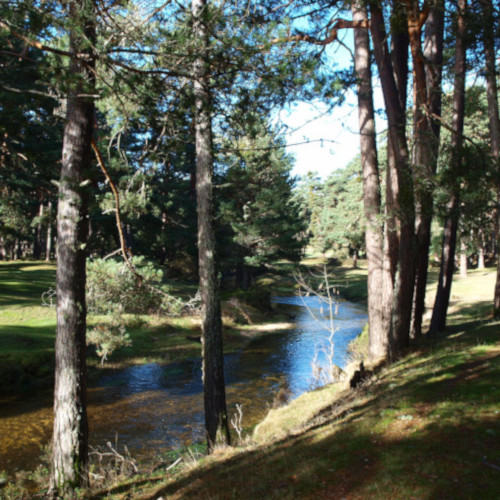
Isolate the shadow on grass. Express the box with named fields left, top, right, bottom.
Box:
left=129, top=319, right=500, bottom=500
left=136, top=403, right=499, bottom=500
left=0, top=323, right=56, bottom=395
left=446, top=300, right=493, bottom=323
left=0, top=262, right=56, bottom=307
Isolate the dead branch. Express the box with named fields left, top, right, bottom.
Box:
left=269, top=19, right=369, bottom=47
left=91, top=137, right=185, bottom=307
left=91, top=137, right=140, bottom=282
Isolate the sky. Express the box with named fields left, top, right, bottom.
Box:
left=279, top=30, right=386, bottom=181
left=280, top=94, right=361, bottom=180
left=281, top=85, right=386, bottom=180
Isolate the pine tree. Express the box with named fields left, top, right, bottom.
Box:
left=50, top=0, right=96, bottom=494
left=192, top=0, right=230, bottom=451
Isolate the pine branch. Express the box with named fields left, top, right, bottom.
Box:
left=90, top=137, right=139, bottom=282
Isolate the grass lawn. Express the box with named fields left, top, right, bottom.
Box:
left=0, top=262, right=58, bottom=391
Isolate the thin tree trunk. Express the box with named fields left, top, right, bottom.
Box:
left=460, top=238, right=467, bottom=277
left=34, top=202, right=44, bottom=260
left=382, top=145, right=399, bottom=339
left=429, top=0, right=467, bottom=333
left=192, top=0, right=230, bottom=452
left=50, top=0, right=95, bottom=495
left=46, top=200, right=53, bottom=261
left=412, top=0, right=444, bottom=338
left=352, top=0, right=386, bottom=360
left=480, top=0, right=500, bottom=316
left=478, top=229, right=485, bottom=269
left=15, top=238, right=20, bottom=260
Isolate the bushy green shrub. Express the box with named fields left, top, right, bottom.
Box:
left=86, top=257, right=178, bottom=315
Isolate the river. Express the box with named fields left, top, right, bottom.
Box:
left=0, top=296, right=366, bottom=475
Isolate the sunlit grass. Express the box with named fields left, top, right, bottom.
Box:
left=126, top=266, right=500, bottom=500
left=0, top=260, right=295, bottom=393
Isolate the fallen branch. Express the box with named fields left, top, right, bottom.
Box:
left=483, top=460, right=500, bottom=472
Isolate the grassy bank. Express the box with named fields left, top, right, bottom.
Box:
left=0, top=261, right=297, bottom=394
left=103, top=267, right=500, bottom=500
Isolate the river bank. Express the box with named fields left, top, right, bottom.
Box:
left=0, top=258, right=369, bottom=486
left=0, top=258, right=367, bottom=395
left=101, top=267, right=499, bottom=500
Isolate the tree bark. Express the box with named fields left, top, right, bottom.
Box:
left=46, top=200, right=53, bottom=261
left=383, top=7, right=409, bottom=343
left=370, top=3, right=415, bottom=358
left=15, top=238, right=20, bottom=260
left=352, top=0, right=386, bottom=360
left=478, top=229, right=485, bottom=269
left=429, top=0, right=467, bottom=333
left=480, top=0, right=500, bottom=316
left=192, top=0, right=230, bottom=452
left=411, top=0, right=444, bottom=338
left=39, top=202, right=44, bottom=258
left=50, top=0, right=95, bottom=495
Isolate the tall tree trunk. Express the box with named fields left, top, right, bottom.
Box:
left=460, top=238, right=467, bottom=277
left=429, top=0, right=467, bottom=333
left=411, top=0, right=444, bottom=338
left=46, top=200, right=53, bottom=261
left=383, top=9, right=409, bottom=343
left=34, top=202, right=44, bottom=260
left=480, top=0, right=500, bottom=316
left=352, top=0, right=386, bottom=360
left=50, top=0, right=95, bottom=495
left=382, top=145, right=399, bottom=340
left=478, top=229, right=485, bottom=269
left=192, top=0, right=230, bottom=452
left=370, top=3, right=415, bottom=357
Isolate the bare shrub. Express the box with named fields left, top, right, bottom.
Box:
left=89, top=435, right=138, bottom=488
left=231, top=404, right=244, bottom=444
left=295, top=265, right=345, bottom=388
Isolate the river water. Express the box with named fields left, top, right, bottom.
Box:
left=0, top=296, right=366, bottom=475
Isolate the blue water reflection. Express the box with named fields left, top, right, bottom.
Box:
left=92, top=296, right=367, bottom=458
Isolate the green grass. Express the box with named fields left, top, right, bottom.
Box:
left=0, top=262, right=57, bottom=391
left=119, top=267, right=500, bottom=500
left=0, top=261, right=293, bottom=393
